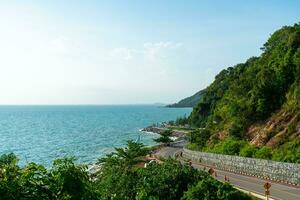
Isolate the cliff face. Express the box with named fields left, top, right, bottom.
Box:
left=248, top=109, right=300, bottom=147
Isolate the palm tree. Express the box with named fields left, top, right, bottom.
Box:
left=98, top=140, right=149, bottom=167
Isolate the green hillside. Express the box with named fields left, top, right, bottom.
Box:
left=186, top=23, right=300, bottom=163
left=167, top=90, right=204, bottom=108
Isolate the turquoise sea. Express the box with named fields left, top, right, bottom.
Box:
left=0, top=105, right=191, bottom=166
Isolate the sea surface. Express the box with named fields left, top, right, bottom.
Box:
left=0, top=105, right=191, bottom=166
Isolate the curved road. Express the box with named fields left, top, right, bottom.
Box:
left=156, top=144, right=300, bottom=200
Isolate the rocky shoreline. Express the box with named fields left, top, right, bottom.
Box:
left=141, top=125, right=187, bottom=139
left=141, top=126, right=168, bottom=134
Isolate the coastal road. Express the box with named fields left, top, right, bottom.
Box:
left=155, top=145, right=300, bottom=200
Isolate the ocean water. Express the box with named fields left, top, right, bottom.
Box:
left=0, top=105, right=191, bottom=166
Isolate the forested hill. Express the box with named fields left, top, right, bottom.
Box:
left=186, top=23, right=300, bottom=163
left=167, top=90, right=204, bottom=107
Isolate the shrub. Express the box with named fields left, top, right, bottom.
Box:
left=186, top=143, right=200, bottom=151
left=228, top=121, right=246, bottom=139
left=211, top=138, right=247, bottom=155
left=272, top=140, right=300, bottom=163
left=254, top=147, right=272, bottom=159
left=153, top=135, right=172, bottom=145
left=182, top=179, right=253, bottom=200
left=239, top=144, right=258, bottom=158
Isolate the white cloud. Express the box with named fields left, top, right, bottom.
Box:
left=109, top=47, right=138, bottom=60
left=50, top=36, right=73, bottom=55
left=108, top=42, right=183, bottom=62
left=143, top=42, right=183, bottom=61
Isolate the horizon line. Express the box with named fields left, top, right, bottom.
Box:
left=0, top=103, right=170, bottom=106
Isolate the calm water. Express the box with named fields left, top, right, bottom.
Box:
left=0, top=105, right=191, bottom=166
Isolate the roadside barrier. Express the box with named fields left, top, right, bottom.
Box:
left=182, top=148, right=300, bottom=186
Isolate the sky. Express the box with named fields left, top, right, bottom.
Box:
left=0, top=0, right=299, bottom=105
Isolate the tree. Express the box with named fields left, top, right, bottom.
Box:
left=136, top=159, right=207, bottom=200
left=98, top=140, right=149, bottom=168
left=153, top=130, right=173, bottom=146
left=49, top=157, right=95, bottom=200
left=95, top=141, right=150, bottom=199
left=189, top=129, right=211, bottom=150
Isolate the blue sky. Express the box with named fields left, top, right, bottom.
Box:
left=0, top=1, right=299, bottom=104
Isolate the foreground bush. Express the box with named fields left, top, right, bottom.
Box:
left=0, top=141, right=252, bottom=199
left=0, top=154, right=96, bottom=200
left=182, top=180, right=253, bottom=200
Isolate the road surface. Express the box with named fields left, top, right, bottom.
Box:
left=156, top=145, right=300, bottom=200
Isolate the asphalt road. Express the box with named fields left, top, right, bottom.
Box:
left=156, top=145, right=300, bottom=200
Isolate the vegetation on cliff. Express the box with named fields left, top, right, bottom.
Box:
left=167, top=90, right=204, bottom=108
left=186, top=23, right=300, bottom=163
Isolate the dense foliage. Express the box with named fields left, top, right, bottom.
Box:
left=188, top=132, right=300, bottom=162
left=186, top=23, right=300, bottom=163
left=0, top=153, right=96, bottom=200
left=0, top=141, right=253, bottom=199
left=168, top=116, right=190, bottom=126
